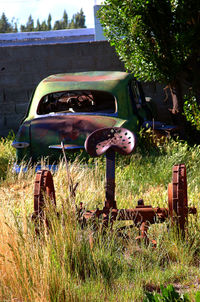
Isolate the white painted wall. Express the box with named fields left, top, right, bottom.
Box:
left=94, top=5, right=106, bottom=41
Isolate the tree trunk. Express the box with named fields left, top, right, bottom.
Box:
left=169, top=80, right=186, bottom=128
left=169, top=80, right=184, bottom=114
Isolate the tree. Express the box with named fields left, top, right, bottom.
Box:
left=21, top=14, right=34, bottom=32
left=69, top=16, right=75, bottom=29
left=0, top=13, right=13, bottom=33
left=47, top=14, right=52, bottom=30
left=62, top=10, right=68, bottom=29
left=0, top=9, right=86, bottom=33
left=53, top=10, right=68, bottom=30
left=20, top=24, right=26, bottom=32
left=53, top=20, right=62, bottom=30
left=11, top=17, right=18, bottom=32
left=69, top=9, right=86, bottom=29
left=40, top=20, right=48, bottom=31
left=36, top=19, right=41, bottom=31
left=98, top=0, right=200, bottom=122
left=52, top=9, right=86, bottom=30
left=26, top=14, right=34, bottom=31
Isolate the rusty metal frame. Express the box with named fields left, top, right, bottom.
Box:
left=32, top=127, right=197, bottom=243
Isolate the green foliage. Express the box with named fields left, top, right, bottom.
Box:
left=69, top=8, right=86, bottom=29
left=196, top=292, right=200, bottom=302
left=0, top=132, right=16, bottom=180
left=183, top=91, right=200, bottom=131
left=54, top=9, right=86, bottom=30
left=144, top=284, right=189, bottom=301
left=53, top=10, right=69, bottom=30
left=0, top=9, right=86, bottom=33
left=0, top=12, right=14, bottom=33
left=47, top=14, right=52, bottom=30
left=98, top=0, right=200, bottom=85
left=21, top=14, right=34, bottom=32
left=36, top=19, right=41, bottom=31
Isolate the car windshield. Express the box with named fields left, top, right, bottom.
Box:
left=37, top=90, right=116, bottom=115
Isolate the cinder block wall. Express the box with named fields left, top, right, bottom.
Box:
left=0, top=40, right=171, bottom=136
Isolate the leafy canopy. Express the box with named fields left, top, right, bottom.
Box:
left=98, top=0, right=200, bottom=85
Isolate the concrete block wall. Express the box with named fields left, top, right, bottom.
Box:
left=0, top=41, right=124, bottom=136
left=0, top=40, right=171, bottom=136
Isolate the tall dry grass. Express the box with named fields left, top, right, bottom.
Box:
left=1, top=135, right=200, bottom=300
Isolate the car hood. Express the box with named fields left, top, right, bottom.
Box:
left=29, top=114, right=126, bottom=160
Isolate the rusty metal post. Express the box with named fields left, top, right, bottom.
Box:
left=104, top=149, right=116, bottom=209
left=84, top=127, right=136, bottom=211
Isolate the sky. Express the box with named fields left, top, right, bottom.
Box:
left=0, top=0, right=103, bottom=29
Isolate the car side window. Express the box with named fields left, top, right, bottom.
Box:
left=129, top=80, right=143, bottom=110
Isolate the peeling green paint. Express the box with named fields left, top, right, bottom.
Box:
left=13, top=71, right=150, bottom=163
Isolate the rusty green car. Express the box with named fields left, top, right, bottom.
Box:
left=12, top=71, right=163, bottom=164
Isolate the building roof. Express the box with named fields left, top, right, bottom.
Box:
left=0, top=28, right=95, bottom=47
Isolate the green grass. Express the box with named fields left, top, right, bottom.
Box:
left=0, top=131, right=16, bottom=180
left=1, top=133, right=200, bottom=301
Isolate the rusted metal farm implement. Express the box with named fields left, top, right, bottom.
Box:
left=33, top=127, right=197, bottom=244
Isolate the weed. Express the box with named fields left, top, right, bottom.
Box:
left=144, top=284, right=189, bottom=302
left=0, top=131, right=16, bottom=180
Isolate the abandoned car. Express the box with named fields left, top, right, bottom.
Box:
left=12, top=71, right=171, bottom=164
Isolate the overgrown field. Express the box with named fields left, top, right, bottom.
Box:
left=1, top=134, right=200, bottom=301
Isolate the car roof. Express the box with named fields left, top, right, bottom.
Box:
left=28, top=71, right=134, bottom=118
left=43, top=71, right=132, bottom=83
left=36, top=71, right=134, bottom=95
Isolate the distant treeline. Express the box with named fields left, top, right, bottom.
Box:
left=0, top=9, right=86, bottom=33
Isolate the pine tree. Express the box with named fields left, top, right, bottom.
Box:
left=53, top=20, right=62, bottom=30
left=20, top=25, right=26, bottom=32
left=74, top=8, right=86, bottom=28
left=62, top=10, right=68, bottom=29
left=36, top=19, right=41, bottom=31
left=69, top=9, right=86, bottom=29
left=11, top=17, right=18, bottom=32
left=69, top=15, right=75, bottom=29
left=21, top=15, right=34, bottom=32
left=40, top=20, right=48, bottom=31
left=47, top=14, right=52, bottom=30
left=0, top=12, right=12, bottom=33
left=26, top=15, right=34, bottom=32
